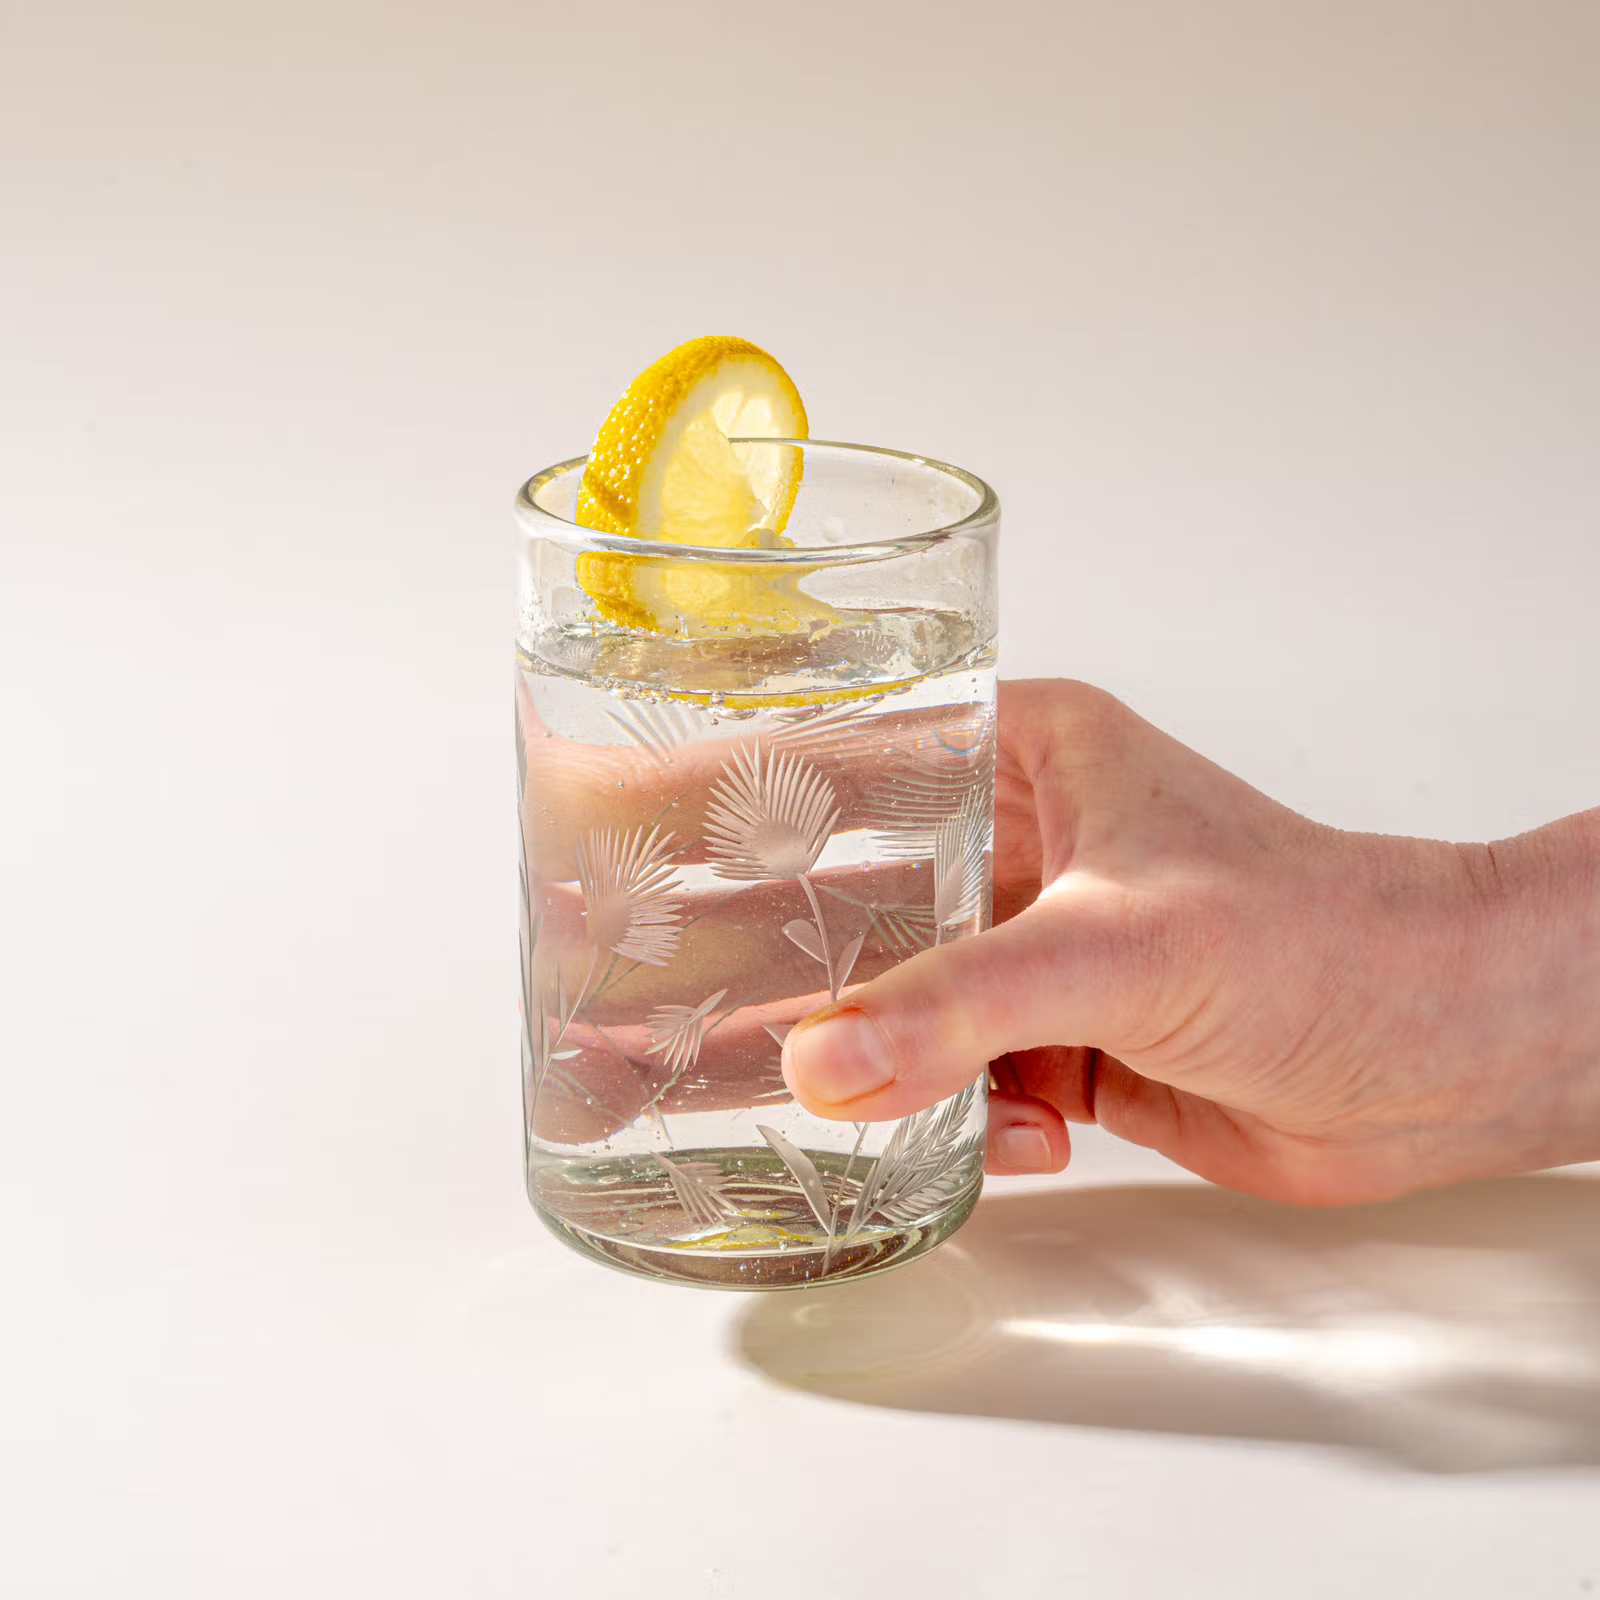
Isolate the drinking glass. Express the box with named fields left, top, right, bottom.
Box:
left=515, top=440, right=999, bottom=1288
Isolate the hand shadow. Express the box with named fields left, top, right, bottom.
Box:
left=734, top=1175, right=1600, bottom=1473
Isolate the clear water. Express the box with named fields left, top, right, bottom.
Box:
left=517, top=612, right=995, bottom=1289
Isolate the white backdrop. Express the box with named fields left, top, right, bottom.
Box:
left=4, top=3, right=1598, bottom=1596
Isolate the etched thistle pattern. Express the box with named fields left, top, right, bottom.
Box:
left=521, top=686, right=992, bottom=1277
left=607, top=699, right=698, bottom=763
left=575, top=825, right=683, bottom=966
left=704, top=744, right=839, bottom=882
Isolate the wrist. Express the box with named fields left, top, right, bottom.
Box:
left=1460, top=810, right=1600, bottom=1172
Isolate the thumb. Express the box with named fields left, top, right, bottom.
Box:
left=780, top=884, right=1157, bottom=1120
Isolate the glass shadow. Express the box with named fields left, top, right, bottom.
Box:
left=733, top=1175, right=1600, bottom=1473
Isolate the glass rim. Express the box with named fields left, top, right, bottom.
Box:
left=513, top=438, right=998, bottom=566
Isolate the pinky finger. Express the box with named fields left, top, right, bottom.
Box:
left=985, top=1091, right=1072, bottom=1176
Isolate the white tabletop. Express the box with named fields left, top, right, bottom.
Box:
left=6, top=4, right=1599, bottom=1595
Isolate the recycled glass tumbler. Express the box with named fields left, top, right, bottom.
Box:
left=515, top=440, right=999, bottom=1288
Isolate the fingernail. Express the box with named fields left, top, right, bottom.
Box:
left=782, top=1005, right=897, bottom=1104
left=995, top=1125, right=1052, bottom=1171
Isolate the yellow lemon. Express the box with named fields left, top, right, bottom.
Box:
left=574, top=336, right=830, bottom=634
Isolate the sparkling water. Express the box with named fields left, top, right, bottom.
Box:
left=518, top=613, right=995, bottom=1288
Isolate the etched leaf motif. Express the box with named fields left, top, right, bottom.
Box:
left=607, top=699, right=698, bottom=763
left=523, top=864, right=590, bottom=1107
left=756, top=1124, right=833, bottom=1232
left=704, top=744, right=840, bottom=882
left=756, top=1024, right=794, bottom=1101
left=866, top=722, right=994, bottom=855
left=653, top=1154, right=740, bottom=1228
left=933, top=787, right=990, bottom=931
left=768, top=696, right=883, bottom=760
left=846, top=1081, right=980, bottom=1236
left=549, top=633, right=602, bottom=675
left=877, top=1166, right=970, bottom=1224
left=645, top=987, right=727, bottom=1074
left=783, top=919, right=826, bottom=962
left=574, top=825, right=683, bottom=966
left=869, top=771, right=973, bottom=852
left=871, top=903, right=937, bottom=954
left=835, top=931, right=866, bottom=992
left=529, top=958, right=590, bottom=1099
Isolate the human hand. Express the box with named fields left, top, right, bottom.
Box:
left=781, top=680, right=1600, bottom=1204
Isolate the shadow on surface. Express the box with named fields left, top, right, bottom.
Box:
left=734, top=1176, right=1600, bottom=1472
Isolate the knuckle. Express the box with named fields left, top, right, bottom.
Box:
left=1054, top=679, right=1132, bottom=741
left=1034, top=680, right=1134, bottom=779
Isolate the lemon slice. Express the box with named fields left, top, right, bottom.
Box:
left=577, top=335, right=807, bottom=544
left=574, top=336, right=830, bottom=634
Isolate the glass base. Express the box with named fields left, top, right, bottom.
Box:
left=530, top=1148, right=983, bottom=1291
